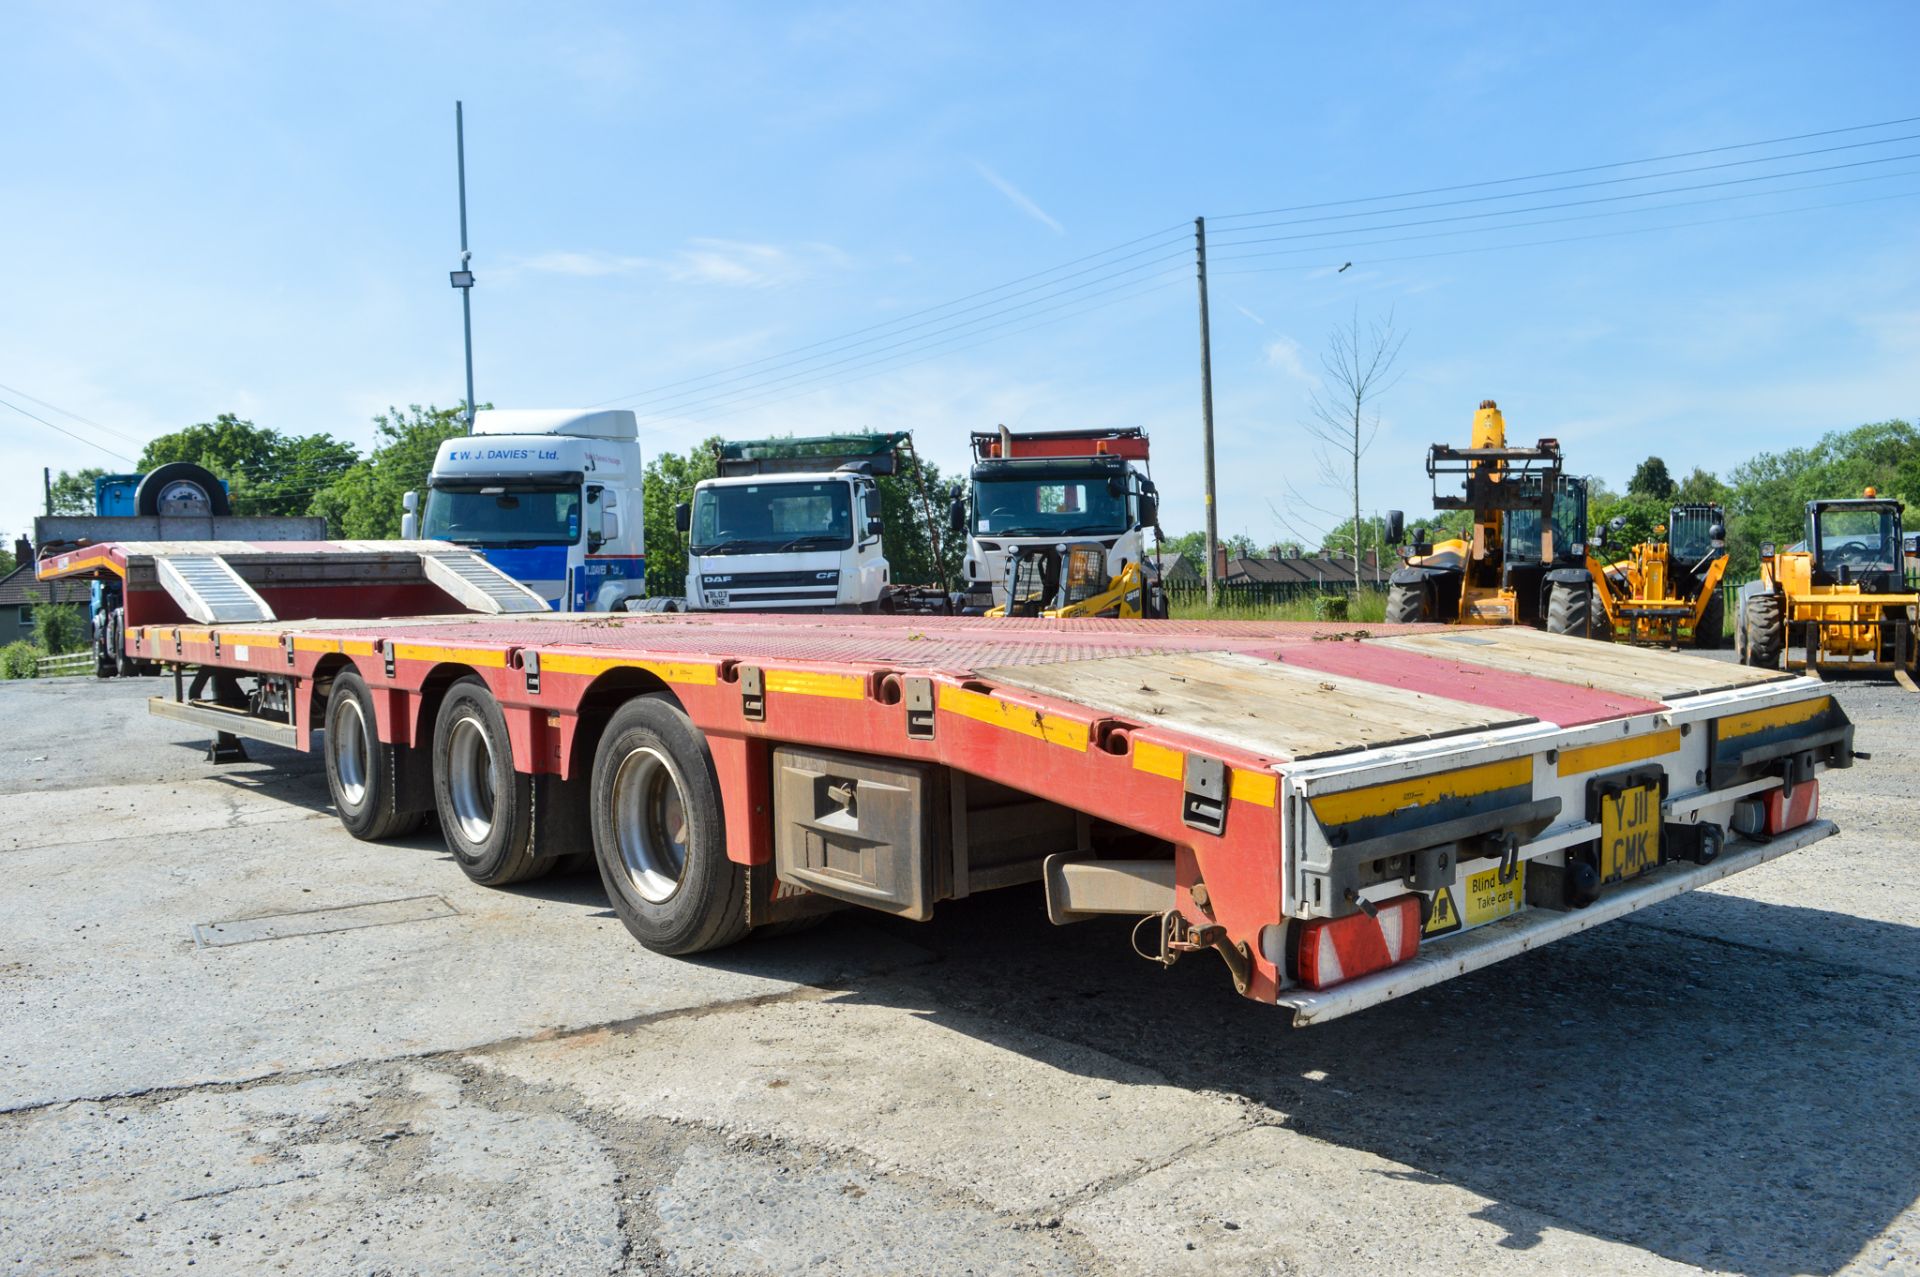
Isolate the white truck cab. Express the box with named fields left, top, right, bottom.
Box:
left=675, top=435, right=901, bottom=612
left=406, top=408, right=645, bottom=612
left=957, top=427, right=1160, bottom=614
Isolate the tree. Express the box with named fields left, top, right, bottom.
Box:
left=48, top=467, right=108, bottom=515
left=1279, top=307, right=1406, bottom=587
left=639, top=438, right=722, bottom=596
left=1673, top=466, right=1730, bottom=506
left=0, top=543, right=14, bottom=577
left=1627, top=456, right=1675, bottom=501
left=1318, top=515, right=1392, bottom=573
left=1725, top=420, right=1918, bottom=571
left=32, top=602, right=87, bottom=654
left=874, top=453, right=962, bottom=589
left=140, top=414, right=358, bottom=516
left=309, top=405, right=473, bottom=538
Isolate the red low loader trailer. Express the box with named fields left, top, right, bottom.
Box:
left=40, top=538, right=1854, bottom=1025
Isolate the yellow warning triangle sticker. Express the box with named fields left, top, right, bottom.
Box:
left=1425, top=886, right=1461, bottom=937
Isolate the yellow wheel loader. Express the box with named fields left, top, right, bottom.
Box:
left=987, top=546, right=1160, bottom=619
left=1588, top=504, right=1730, bottom=648
left=1385, top=400, right=1600, bottom=636
left=1737, top=492, right=1919, bottom=689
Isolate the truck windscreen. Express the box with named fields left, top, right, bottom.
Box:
left=692, top=481, right=853, bottom=554
left=973, top=477, right=1126, bottom=538
left=423, top=485, right=581, bottom=547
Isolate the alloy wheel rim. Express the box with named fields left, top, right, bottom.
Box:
left=610, top=746, right=690, bottom=903
left=447, top=714, right=497, bottom=843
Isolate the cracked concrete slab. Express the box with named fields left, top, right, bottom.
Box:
left=469, top=993, right=1253, bottom=1215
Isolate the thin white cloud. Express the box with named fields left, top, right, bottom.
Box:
left=1264, top=335, right=1315, bottom=385
left=1235, top=304, right=1266, bottom=326
left=509, top=239, right=847, bottom=289
left=972, top=162, right=1064, bottom=235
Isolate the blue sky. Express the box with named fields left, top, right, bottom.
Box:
left=4, top=1, right=1917, bottom=552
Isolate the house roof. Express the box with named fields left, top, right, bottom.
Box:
left=1222, top=550, right=1384, bottom=585
left=0, top=562, right=93, bottom=609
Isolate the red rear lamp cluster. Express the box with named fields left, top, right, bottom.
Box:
left=1296, top=894, right=1422, bottom=990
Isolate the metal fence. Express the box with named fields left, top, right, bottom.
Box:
left=34, top=651, right=93, bottom=679
left=1164, top=578, right=1374, bottom=609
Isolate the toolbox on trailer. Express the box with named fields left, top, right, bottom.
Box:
left=41, top=539, right=1850, bottom=1025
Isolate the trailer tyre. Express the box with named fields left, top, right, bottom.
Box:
left=325, top=670, right=429, bottom=840
left=431, top=677, right=550, bottom=885
left=1742, top=593, right=1785, bottom=669
left=1384, top=582, right=1429, bottom=624
left=133, top=462, right=231, bottom=517
left=590, top=695, right=749, bottom=956
left=1693, top=588, right=1726, bottom=649
left=1546, top=582, right=1595, bottom=639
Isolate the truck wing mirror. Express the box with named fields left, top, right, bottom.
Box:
left=601, top=511, right=620, bottom=543
left=674, top=503, right=691, bottom=535
left=949, top=497, right=966, bottom=533
left=400, top=512, right=419, bottom=540
left=1138, top=491, right=1159, bottom=527
left=1385, top=509, right=1404, bottom=543
left=866, top=515, right=885, bottom=540
left=402, top=490, right=418, bottom=513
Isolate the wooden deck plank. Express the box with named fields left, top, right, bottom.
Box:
left=1367, top=628, right=1789, bottom=701
left=980, top=650, right=1533, bottom=761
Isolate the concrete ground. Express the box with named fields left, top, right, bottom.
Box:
left=1, top=671, right=1915, bottom=1276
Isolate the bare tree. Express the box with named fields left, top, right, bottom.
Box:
left=1277, top=308, right=1406, bottom=586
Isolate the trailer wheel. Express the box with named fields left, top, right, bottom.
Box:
left=1546, top=582, right=1595, bottom=638
left=325, top=670, right=429, bottom=840
left=1693, top=588, right=1726, bottom=649
left=1742, top=593, right=1785, bottom=669
left=590, top=695, right=748, bottom=955
left=431, top=677, right=550, bottom=885
left=1384, top=582, right=1428, bottom=624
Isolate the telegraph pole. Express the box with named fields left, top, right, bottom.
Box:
left=450, top=101, right=478, bottom=434
left=1195, top=217, right=1220, bottom=606
left=44, top=467, right=53, bottom=516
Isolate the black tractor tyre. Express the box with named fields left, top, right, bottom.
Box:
left=1693, top=588, right=1727, bottom=649
left=1545, top=582, right=1596, bottom=639
left=1384, top=582, right=1430, bottom=625
left=431, top=677, right=550, bottom=885
left=1742, top=593, right=1786, bottom=669
left=133, top=462, right=231, bottom=517
left=110, top=610, right=133, bottom=678
left=590, top=694, right=749, bottom=956
left=325, top=670, right=430, bottom=840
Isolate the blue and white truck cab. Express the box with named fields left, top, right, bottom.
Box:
left=406, top=409, right=644, bottom=612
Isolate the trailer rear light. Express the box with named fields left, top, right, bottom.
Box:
left=1732, top=781, right=1819, bottom=838
left=1296, top=894, right=1421, bottom=990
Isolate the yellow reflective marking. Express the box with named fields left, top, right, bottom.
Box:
left=1129, top=740, right=1275, bottom=806
left=1556, top=728, right=1682, bottom=777
left=539, top=651, right=719, bottom=685
left=938, top=684, right=1088, bottom=751
left=1310, top=756, right=1531, bottom=825
left=40, top=552, right=122, bottom=580
left=766, top=670, right=864, bottom=699
left=393, top=643, right=508, bottom=668
left=1716, top=695, right=1831, bottom=740
left=1131, top=740, right=1182, bottom=780
left=340, top=639, right=376, bottom=657
left=1231, top=770, right=1277, bottom=808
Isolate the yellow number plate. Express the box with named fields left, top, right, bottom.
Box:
left=1600, top=783, right=1661, bottom=882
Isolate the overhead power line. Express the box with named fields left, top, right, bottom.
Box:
left=1210, top=112, right=1920, bottom=221
left=621, top=251, right=1191, bottom=418
left=589, top=220, right=1191, bottom=408
left=0, top=395, right=137, bottom=465
left=1208, top=165, right=1920, bottom=266
left=640, top=263, right=1193, bottom=423
left=1205, top=149, right=1920, bottom=252
left=0, top=381, right=148, bottom=447
left=1209, top=187, right=1920, bottom=278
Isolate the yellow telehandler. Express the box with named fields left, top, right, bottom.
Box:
left=1736, top=491, right=1919, bottom=689
left=1588, top=504, right=1730, bottom=647
left=1385, top=400, right=1600, bottom=635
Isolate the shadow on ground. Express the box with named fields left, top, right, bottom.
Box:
left=828, top=884, right=1920, bottom=1277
